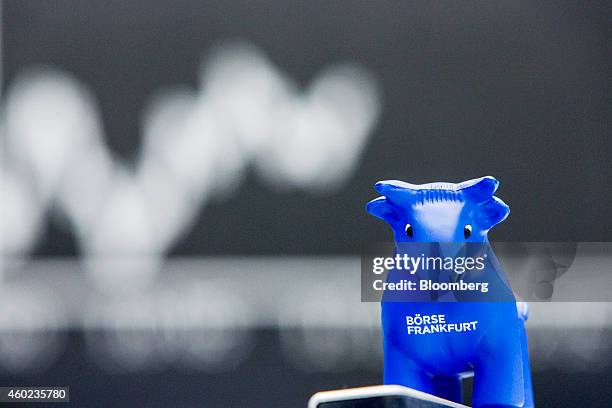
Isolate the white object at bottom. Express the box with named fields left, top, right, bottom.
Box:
left=308, top=384, right=469, bottom=407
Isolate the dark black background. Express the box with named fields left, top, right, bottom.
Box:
left=5, top=0, right=612, bottom=256
left=3, top=1, right=612, bottom=407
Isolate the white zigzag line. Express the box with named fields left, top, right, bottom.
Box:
left=0, top=42, right=382, bottom=284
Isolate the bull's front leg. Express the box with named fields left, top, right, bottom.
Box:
left=383, top=336, right=434, bottom=395
left=472, top=323, right=527, bottom=407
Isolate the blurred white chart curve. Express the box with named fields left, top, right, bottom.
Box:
left=0, top=42, right=382, bottom=289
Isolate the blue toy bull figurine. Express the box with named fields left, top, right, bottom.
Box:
left=366, top=176, right=534, bottom=407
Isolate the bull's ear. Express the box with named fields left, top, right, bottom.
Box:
left=462, top=176, right=499, bottom=203
left=366, top=197, right=401, bottom=223
left=479, top=196, right=510, bottom=229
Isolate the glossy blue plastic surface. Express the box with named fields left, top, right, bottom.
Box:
left=367, top=176, right=534, bottom=408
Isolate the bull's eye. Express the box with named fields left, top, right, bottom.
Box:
left=405, top=224, right=414, bottom=238
left=464, top=224, right=472, bottom=239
